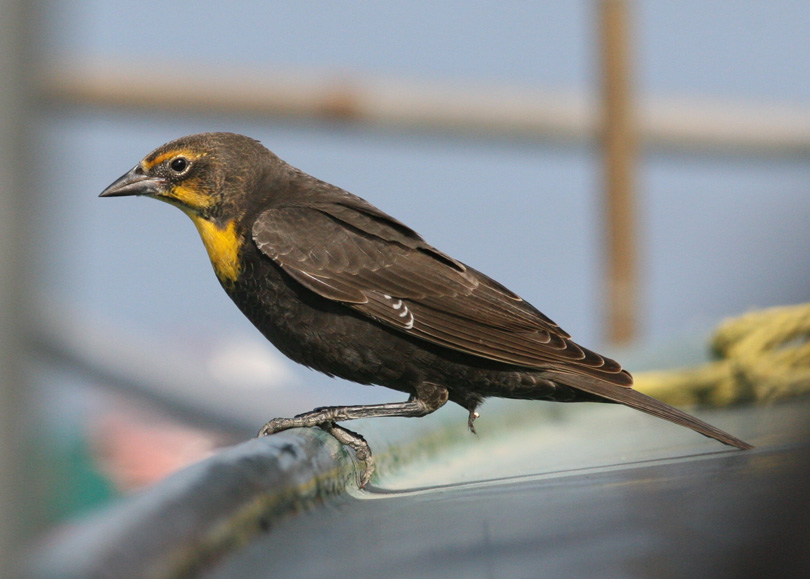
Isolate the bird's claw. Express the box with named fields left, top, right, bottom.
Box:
left=257, top=417, right=293, bottom=437
left=258, top=418, right=375, bottom=488
left=321, top=422, right=375, bottom=488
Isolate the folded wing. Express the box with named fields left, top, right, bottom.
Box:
left=252, top=197, right=632, bottom=386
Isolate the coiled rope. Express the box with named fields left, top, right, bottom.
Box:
left=636, top=302, right=810, bottom=408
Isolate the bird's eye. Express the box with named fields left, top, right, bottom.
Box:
left=170, top=157, right=189, bottom=174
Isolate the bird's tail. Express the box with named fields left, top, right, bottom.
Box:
left=542, top=370, right=753, bottom=450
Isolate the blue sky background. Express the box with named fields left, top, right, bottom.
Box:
left=31, top=1, right=810, bottom=410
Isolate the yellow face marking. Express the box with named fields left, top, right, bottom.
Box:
left=188, top=217, right=242, bottom=286
left=142, top=148, right=207, bottom=172
left=170, top=179, right=212, bottom=211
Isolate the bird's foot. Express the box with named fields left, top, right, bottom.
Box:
left=257, top=418, right=375, bottom=488
left=320, top=422, right=375, bottom=488
left=256, top=396, right=447, bottom=487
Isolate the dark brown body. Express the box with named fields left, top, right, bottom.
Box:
left=228, top=238, right=604, bottom=414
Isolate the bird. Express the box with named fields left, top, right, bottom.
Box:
left=100, top=132, right=752, bottom=486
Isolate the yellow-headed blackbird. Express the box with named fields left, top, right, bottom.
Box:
left=101, top=132, right=751, bottom=485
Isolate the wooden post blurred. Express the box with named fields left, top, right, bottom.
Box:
left=599, top=0, right=637, bottom=344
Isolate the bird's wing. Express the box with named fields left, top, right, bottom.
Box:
left=252, top=200, right=631, bottom=385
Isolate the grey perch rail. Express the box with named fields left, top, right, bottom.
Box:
left=29, top=430, right=360, bottom=579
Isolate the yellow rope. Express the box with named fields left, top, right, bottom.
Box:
left=635, top=303, right=810, bottom=408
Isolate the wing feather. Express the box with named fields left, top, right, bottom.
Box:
left=252, top=201, right=630, bottom=386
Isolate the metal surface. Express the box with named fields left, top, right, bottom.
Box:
left=206, top=401, right=808, bottom=579
left=29, top=429, right=358, bottom=579
left=29, top=393, right=809, bottom=579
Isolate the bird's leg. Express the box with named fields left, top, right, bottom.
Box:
left=258, top=384, right=449, bottom=486
left=258, top=399, right=442, bottom=434
left=259, top=385, right=450, bottom=435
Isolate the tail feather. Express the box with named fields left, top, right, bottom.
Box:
left=543, top=371, right=753, bottom=450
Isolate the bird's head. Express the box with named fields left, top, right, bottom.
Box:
left=100, top=132, right=277, bottom=287
left=99, top=132, right=273, bottom=224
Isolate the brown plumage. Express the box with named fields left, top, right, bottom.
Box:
left=100, top=132, right=752, bottom=485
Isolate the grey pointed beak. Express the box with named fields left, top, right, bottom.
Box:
left=99, top=166, right=165, bottom=198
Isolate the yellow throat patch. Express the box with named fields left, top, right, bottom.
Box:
left=189, top=217, right=242, bottom=286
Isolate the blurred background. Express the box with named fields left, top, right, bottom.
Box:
left=2, top=0, right=809, bottom=574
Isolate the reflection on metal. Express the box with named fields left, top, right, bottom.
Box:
left=39, top=61, right=810, bottom=154
left=599, top=0, right=637, bottom=344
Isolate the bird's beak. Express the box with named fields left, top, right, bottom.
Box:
left=99, top=166, right=165, bottom=198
